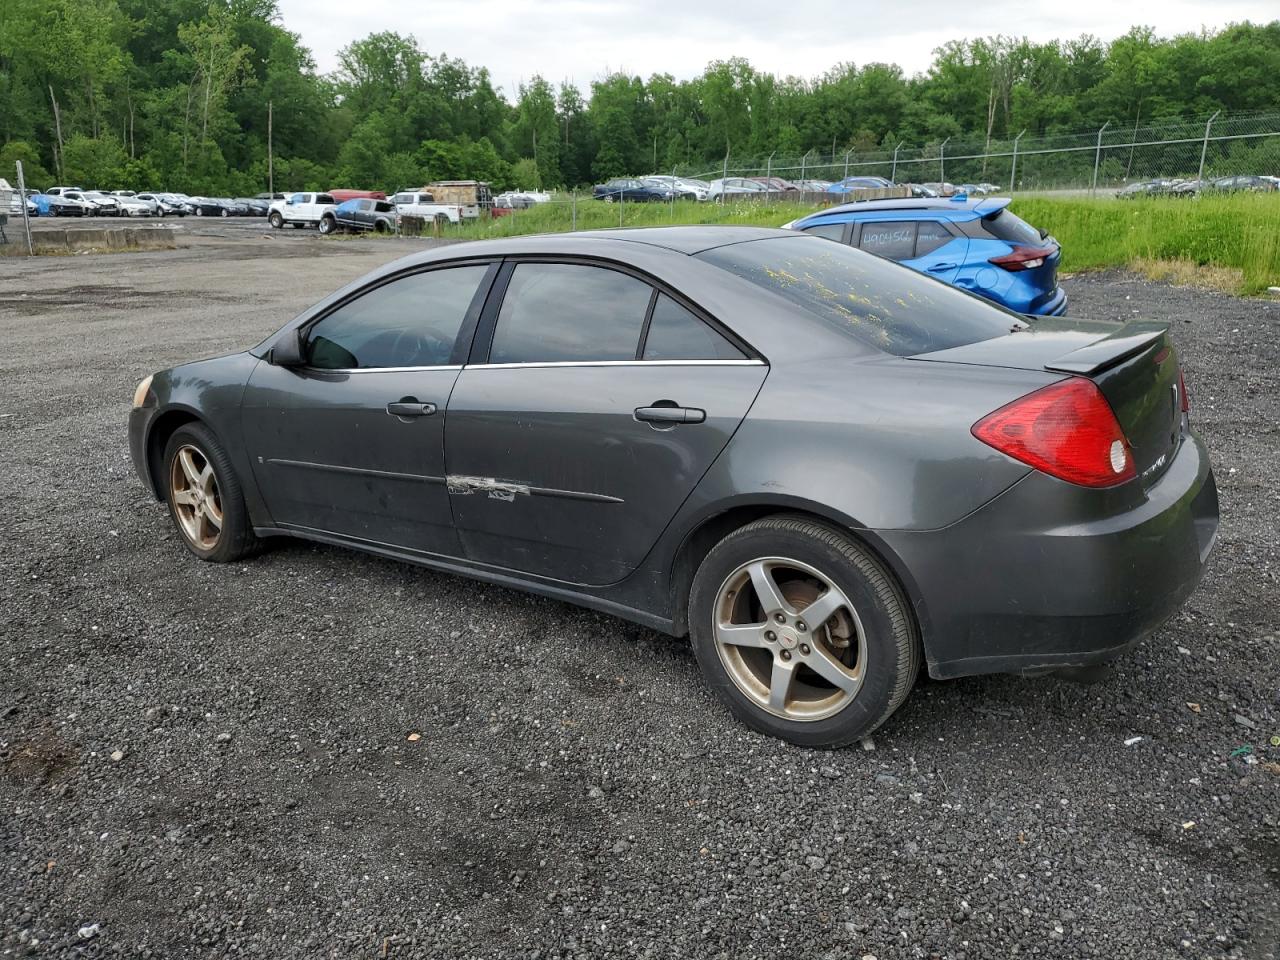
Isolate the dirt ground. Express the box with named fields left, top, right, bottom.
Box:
left=1, top=226, right=1277, bottom=959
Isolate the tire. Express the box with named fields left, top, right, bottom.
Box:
left=688, top=516, right=919, bottom=748
left=162, top=422, right=259, bottom=564
left=220, top=208, right=229, bottom=217
left=318, top=215, right=335, bottom=235
left=195, top=207, right=204, bottom=217
left=603, top=194, right=615, bottom=203
left=268, top=211, right=283, bottom=229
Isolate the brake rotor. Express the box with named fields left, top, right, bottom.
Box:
left=781, top=579, right=856, bottom=667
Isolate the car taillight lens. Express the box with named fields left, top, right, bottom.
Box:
left=1178, top=368, right=1190, bottom=415
left=989, top=245, right=1056, bottom=271
left=972, top=378, right=1135, bottom=488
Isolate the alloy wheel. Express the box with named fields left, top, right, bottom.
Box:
left=169, top=444, right=223, bottom=551
left=712, top=556, right=867, bottom=721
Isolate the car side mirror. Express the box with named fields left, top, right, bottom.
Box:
left=270, top=329, right=305, bottom=367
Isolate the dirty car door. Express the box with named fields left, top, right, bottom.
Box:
left=444, top=260, right=767, bottom=586
left=243, top=263, right=495, bottom=554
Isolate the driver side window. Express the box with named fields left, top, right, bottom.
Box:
left=306, top=266, right=489, bottom=370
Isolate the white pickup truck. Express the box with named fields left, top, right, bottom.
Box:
left=268, top=192, right=336, bottom=229
left=390, top=192, right=466, bottom=224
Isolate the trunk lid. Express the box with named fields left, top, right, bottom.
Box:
left=915, top=318, right=1183, bottom=487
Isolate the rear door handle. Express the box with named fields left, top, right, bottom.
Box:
left=927, top=262, right=958, bottom=272
left=634, top=405, right=705, bottom=424
left=386, top=401, right=437, bottom=418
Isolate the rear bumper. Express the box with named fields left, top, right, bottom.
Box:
left=880, top=432, right=1218, bottom=679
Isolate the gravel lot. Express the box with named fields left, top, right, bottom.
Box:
left=2, top=227, right=1277, bottom=959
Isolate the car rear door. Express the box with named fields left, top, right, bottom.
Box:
left=242, top=262, right=497, bottom=555
left=444, top=259, right=768, bottom=586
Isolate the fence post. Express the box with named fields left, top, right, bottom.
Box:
left=571, top=190, right=577, bottom=231
left=15, top=160, right=34, bottom=256
left=1091, top=121, right=1110, bottom=197
left=939, top=137, right=950, bottom=183
left=891, top=142, right=903, bottom=183
left=1009, top=129, right=1025, bottom=192
left=619, top=183, right=624, bottom=226
left=842, top=149, right=850, bottom=183
left=1196, top=110, right=1220, bottom=194
left=765, top=151, right=774, bottom=205
left=671, top=165, right=677, bottom=220
left=800, top=149, right=811, bottom=188
left=720, top=150, right=728, bottom=205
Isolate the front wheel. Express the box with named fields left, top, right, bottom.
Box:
left=689, top=516, right=919, bottom=748
left=268, top=211, right=283, bottom=228
left=318, top=216, right=335, bottom=235
left=163, top=423, right=259, bottom=563
left=195, top=207, right=204, bottom=217
left=220, top=208, right=229, bottom=218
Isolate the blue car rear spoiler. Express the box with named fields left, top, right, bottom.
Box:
left=973, top=197, right=1012, bottom=217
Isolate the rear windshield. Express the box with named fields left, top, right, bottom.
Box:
left=980, top=209, right=1042, bottom=245
left=696, top=236, right=1020, bottom=356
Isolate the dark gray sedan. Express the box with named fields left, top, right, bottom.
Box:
left=127, top=227, right=1218, bottom=747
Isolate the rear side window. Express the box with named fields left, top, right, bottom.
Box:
left=801, top=222, right=845, bottom=242
left=858, top=222, right=917, bottom=260
left=980, top=209, right=1041, bottom=245
left=697, top=236, right=1017, bottom=357
left=317, top=194, right=335, bottom=205
left=642, top=295, right=745, bottom=361
left=914, top=220, right=954, bottom=256
left=489, top=263, right=652, bottom=364
left=306, top=266, right=488, bottom=369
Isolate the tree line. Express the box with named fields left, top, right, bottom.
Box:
left=1, top=1, right=1277, bottom=194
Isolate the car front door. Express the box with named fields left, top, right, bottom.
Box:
left=443, top=260, right=768, bottom=586
left=242, top=262, right=497, bottom=555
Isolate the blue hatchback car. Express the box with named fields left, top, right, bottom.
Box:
left=784, top=196, right=1067, bottom=316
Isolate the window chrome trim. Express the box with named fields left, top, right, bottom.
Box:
left=299, top=364, right=463, bottom=374
left=463, top=359, right=766, bottom=370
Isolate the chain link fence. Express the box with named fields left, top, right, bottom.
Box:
left=666, top=111, right=1280, bottom=196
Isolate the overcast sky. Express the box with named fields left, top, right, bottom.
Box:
left=274, top=0, right=1276, bottom=98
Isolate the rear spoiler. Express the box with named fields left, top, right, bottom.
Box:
left=1044, top=321, right=1169, bottom=375
left=974, top=197, right=1012, bottom=217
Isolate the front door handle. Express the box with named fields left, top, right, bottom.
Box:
left=386, top=400, right=437, bottom=418
left=927, top=262, right=958, bottom=272
left=634, top=405, right=706, bottom=425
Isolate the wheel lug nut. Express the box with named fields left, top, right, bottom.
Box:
left=774, top=612, right=786, bottom=624
left=780, top=650, right=792, bottom=661
left=765, top=630, right=776, bottom=642
left=800, top=643, right=811, bottom=656
left=796, top=621, right=807, bottom=632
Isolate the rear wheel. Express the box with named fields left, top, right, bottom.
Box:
left=689, top=516, right=919, bottom=748
left=318, top=215, right=335, bottom=235
left=163, top=423, right=259, bottom=563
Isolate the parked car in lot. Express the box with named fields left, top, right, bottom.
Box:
left=1117, top=179, right=1172, bottom=198
left=268, top=192, right=336, bottom=228
left=391, top=191, right=466, bottom=224
left=65, top=190, right=120, bottom=216
left=185, top=197, right=230, bottom=217
left=319, top=198, right=398, bottom=235
left=828, top=176, right=894, bottom=195
left=43, top=186, right=85, bottom=197
left=748, top=176, right=801, bottom=193
left=116, top=195, right=156, bottom=217
left=793, top=179, right=833, bottom=193
left=31, top=192, right=89, bottom=216
left=784, top=196, right=1067, bottom=316
left=236, top=198, right=270, bottom=216
left=128, top=226, right=1218, bottom=747
left=641, top=176, right=710, bottom=201
left=135, top=193, right=188, bottom=216
left=593, top=178, right=671, bottom=202
left=1208, top=174, right=1277, bottom=193
left=707, top=178, right=768, bottom=199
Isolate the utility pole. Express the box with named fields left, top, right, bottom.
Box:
left=939, top=137, right=950, bottom=184
left=267, top=100, right=273, bottom=197
left=1091, top=121, right=1110, bottom=197
left=891, top=142, right=904, bottom=184
left=1196, top=110, right=1220, bottom=193
left=1009, top=129, right=1025, bottom=192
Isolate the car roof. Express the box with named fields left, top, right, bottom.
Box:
left=801, top=196, right=1012, bottom=221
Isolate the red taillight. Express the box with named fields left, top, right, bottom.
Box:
left=972, top=378, right=1136, bottom=488
left=1178, top=368, right=1190, bottom=415
left=989, top=245, right=1056, bottom=271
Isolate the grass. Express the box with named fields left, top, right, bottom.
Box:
left=443, top=192, right=1280, bottom=297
